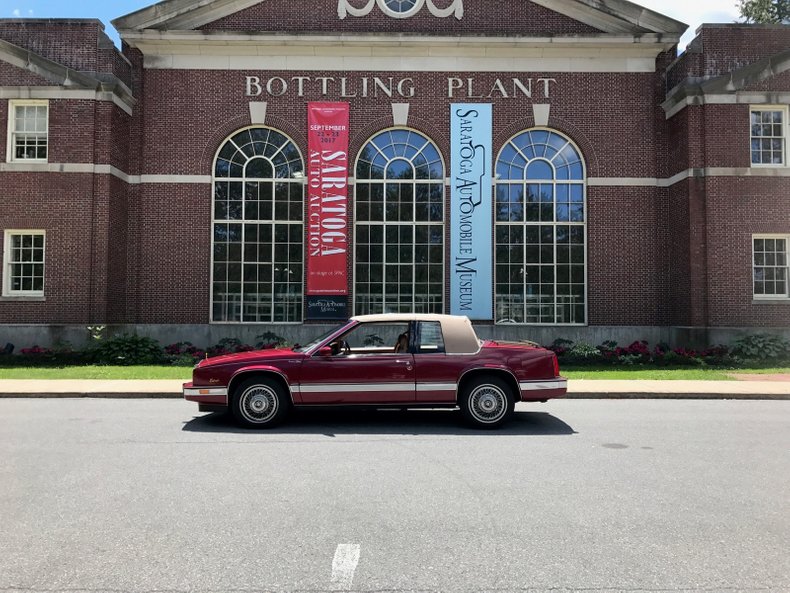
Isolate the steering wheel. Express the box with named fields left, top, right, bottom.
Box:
left=340, top=340, right=351, bottom=354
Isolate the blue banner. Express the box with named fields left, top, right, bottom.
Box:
left=450, top=104, right=493, bottom=319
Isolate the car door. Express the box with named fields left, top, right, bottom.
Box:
left=298, top=321, right=416, bottom=404
left=412, top=320, right=459, bottom=403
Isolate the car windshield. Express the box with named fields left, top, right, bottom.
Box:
left=291, top=321, right=350, bottom=353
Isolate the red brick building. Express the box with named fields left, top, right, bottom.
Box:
left=0, top=0, right=788, bottom=348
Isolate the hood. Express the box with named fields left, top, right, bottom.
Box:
left=198, top=347, right=304, bottom=368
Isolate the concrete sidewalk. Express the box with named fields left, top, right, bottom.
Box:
left=0, top=379, right=787, bottom=399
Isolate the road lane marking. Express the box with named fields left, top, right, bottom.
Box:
left=331, top=543, right=361, bottom=589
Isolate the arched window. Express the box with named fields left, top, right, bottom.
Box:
left=495, top=129, right=586, bottom=325
left=354, top=129, right=444, bottom=315
left=212, top=127, right=304, bottom=323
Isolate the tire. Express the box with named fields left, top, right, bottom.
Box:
left=459, top=375, right=514, bottom=429
left=231, top=376, right=290, bottom=429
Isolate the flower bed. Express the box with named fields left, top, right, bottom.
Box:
left=0, top=331, right=787, bottom=368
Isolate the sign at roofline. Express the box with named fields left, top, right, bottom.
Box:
left=245, top=76, right=557, bottom=100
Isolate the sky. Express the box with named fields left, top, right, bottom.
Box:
left=4, top=0, right=742, bottom=50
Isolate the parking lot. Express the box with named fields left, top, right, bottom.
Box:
left=1, top=398, right=788, bottom=592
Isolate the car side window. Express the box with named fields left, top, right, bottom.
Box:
left=337, top=322, right=412, bottom=355
left=417, top=321, right=445, bottom=354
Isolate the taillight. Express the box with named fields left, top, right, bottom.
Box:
left=552, top=354, right=560, bottom=377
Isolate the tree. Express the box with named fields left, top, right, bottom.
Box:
left=738, top=0, right=790, bottom=23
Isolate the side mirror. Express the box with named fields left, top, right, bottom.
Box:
left=318, top=346, right=333, bottom=357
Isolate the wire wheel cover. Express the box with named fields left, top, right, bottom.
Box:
left=469, top=384, right=507, bottom=423
left=240, top=385, right=279, bottom=423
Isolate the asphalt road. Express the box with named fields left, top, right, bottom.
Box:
left=1, top=398, right=788, bottom=593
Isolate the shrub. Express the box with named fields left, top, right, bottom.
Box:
left=205, top=337, right=259, bottom=357
left=547, top=338, right=574, bottom=357
left=20, top=345, right=54, bottom=356
left=566, top=342, right=604, bottom=365
left=699, top=345, right=736, bottom=366
left=163, top=342, right=206, bottom=365
left=255, top=331, right=288, bottom=349
left=658, top=349, right=703, bottom=367
left=732, top=334, right=790, bottom=362
left=90, top=334, right=164, bottom=366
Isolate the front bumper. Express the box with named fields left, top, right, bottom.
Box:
left=183, top=381, right=228, bottom=405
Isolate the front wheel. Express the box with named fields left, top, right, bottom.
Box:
left=459, top=375, right=514, bottom=429
left=231, top=376, right=290, bottom=429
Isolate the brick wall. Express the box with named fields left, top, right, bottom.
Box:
left=586, top=186, right=665, bottom=326
left=134, top=183, right=212, bottom=323
left=664, top=183, right=691, bottom=326
left=0, top=98, right=6, bottom=158
left=0, top=19, right=131, bottom=87
left=699, top=26, right=790, bottom=77
left=0, top=173, right=97, bottom=323
left=0, top=20, right=101, bottom=72
left=139, top=69, right=660, bottom=180
left=2, top=14, right=789, bottom=332
left=705, top=177, right=790, bottom=328
left=665, top=25, right=790, bottom=94
left=0, top=60, right=51, bottom=86
left=200, top=0, right=602, bottom=35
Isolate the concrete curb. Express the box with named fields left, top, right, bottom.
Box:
left=0, top=392, right=182, bottom=399
left=565, top=392, right=790, bottom=400
left=0, top=392, right=788, bottom=400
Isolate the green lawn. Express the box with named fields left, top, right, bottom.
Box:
left=0, top=365, right=193, bottom=380
left=562, top=366, right=789, bottom=380
left=0, top=364, right=786, bottom=381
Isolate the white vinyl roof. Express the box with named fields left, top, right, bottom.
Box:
left=350, top=313, right=481, bottom=354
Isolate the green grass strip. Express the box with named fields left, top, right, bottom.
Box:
left=0, top=365, right=786, bottom=381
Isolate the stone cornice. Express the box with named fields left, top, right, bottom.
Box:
left=125, top=31, right=676, bottom=72
left=0, top=39, right=136, bottom=113
left=113, top=0, right=262, bottom=31
left=662, top=48, right=790, bottom=117
left=530, top=0, right=686, bottom=35
left=122, top=30, right=680, bottom=59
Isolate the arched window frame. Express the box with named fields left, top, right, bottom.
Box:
left=211, top=125, right=305, bottom=324
left=353, top=127, right=446, bottom=316
left=494, top=128, right=587, bottom=326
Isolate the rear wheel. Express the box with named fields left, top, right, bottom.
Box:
left=231, top=376, right=290, bottom=429
left=459, top=375, right=514, bottom=429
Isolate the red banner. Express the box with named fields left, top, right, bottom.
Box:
left=306, top=102, right=350, bottom=296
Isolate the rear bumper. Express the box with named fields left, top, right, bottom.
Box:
left=183, top=382, right=228, bottom=405
left=519, top=378, right=567, bottom=401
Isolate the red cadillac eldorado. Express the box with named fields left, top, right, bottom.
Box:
left=183, top=313, right=566, bottom=428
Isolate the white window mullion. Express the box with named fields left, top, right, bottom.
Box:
left=2, top=230, right=46, bottom=297
left=7, top=100, right=48, bottom=163
left=750, top=106, right=787, bottom=167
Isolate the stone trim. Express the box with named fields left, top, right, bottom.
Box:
left=0, top=87, right=135, bottom=116
left=0, top=40, right=135, bottom=115
left=112, top=0, right=263, bottom=31
left=529, top=0, right=686, bottom=35
left=123, top=31, right=678, bottom=75
left=4, top=163, right=789, bottom=187
left=663, top=48, right=790, bottom=118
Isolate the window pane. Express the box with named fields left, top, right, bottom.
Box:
left=354, top=129, right=444, bottom=314
left=751, top=110, right=786, bottom=165
left=6, top=232, right=45, bottom=294
left=212, top=127, right=304, bottom=322
left=495, top=130, right=586, bottom=324
left=12, top=104, right=48, bottom=161
left=753, top=236, right=790, bottom=297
